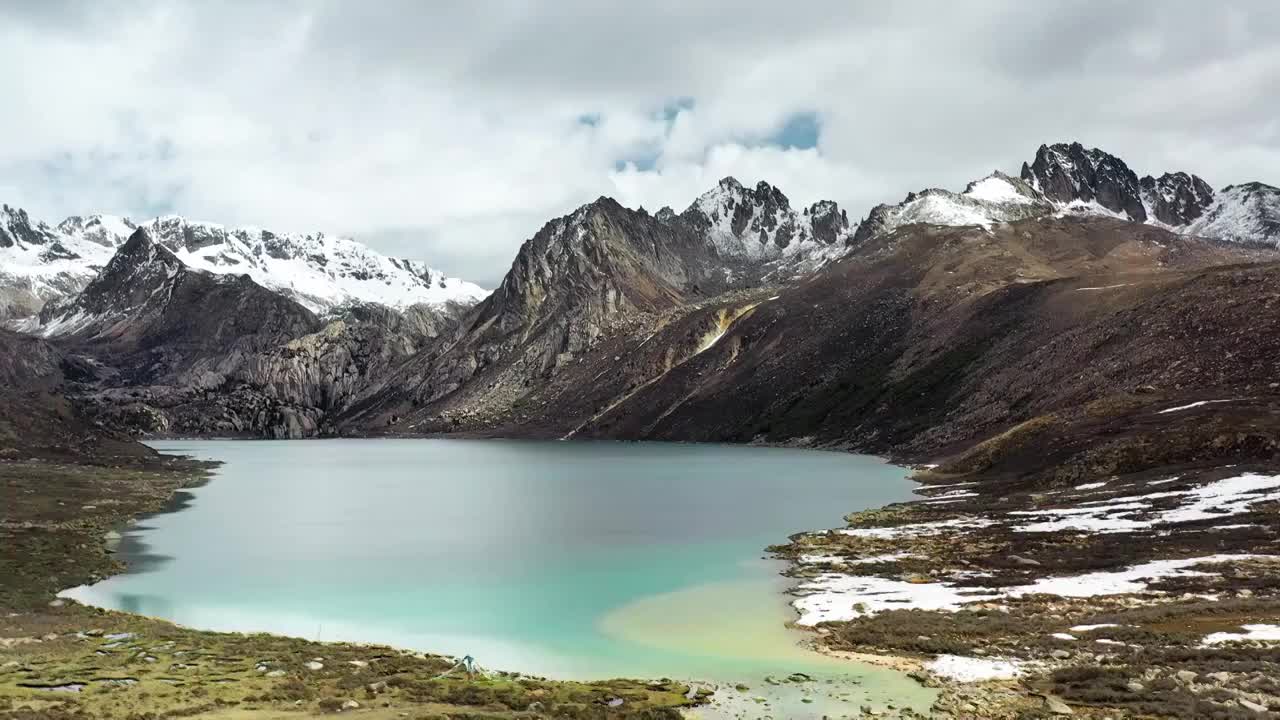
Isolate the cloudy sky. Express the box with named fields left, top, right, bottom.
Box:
left=2, top=1, right=1278, bottom=286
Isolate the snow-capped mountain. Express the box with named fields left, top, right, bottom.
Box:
left=850, top=171, right=1050, bottom=245
left=0, top=205, right=120, bottom=320
left=843, top=142, right=1279, bottom=250
left=1020, top=142, right=1280, bottom=247
left=674, top=177, right=854, bottom=272
left=1184, top=182, right=1280, bottom=247
left=0, top=206, right=487, bottom=321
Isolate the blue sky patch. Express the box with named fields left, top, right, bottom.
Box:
left=768, top=112, right=820, bottom=150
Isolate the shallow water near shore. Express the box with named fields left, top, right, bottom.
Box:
left=62, top=438, right=935, bottom=715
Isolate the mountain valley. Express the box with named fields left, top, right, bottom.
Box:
left=5, top=141, right=1280, bottom=718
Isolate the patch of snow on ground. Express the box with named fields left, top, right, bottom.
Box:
left=1158, top=399, right=1238, bottom=414
left=1009, top=555, right=1265, bottom=598
left=1202, top=624, right=1280, bottom=645
left=840, top=517, right=996, bottom=539
left=925, top=655, right=1026, bottom=682
left=1051, top=633, right=1077, bottom=641
left=798, top=554, right=846, bottom=565
left=1008, top=501, right=1151, bottom=533
left=1159, top=473, right=1280, bottom=524
left=1075, top=284, right=1132, bottom=291
left=1074, top=481, right=1109, bottom=491
left=1070, top=624, right=1120, bottom=632
left=1009, top=473, right=1280, bottom=533
left=792, top=574, right=1001, bottom=625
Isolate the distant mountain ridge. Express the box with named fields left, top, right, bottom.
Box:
left=1018, top=141, right=1280, bottom=245
left=0, top=205, right=487, bottom=322
left=4, top=139, right=1279, bottom=440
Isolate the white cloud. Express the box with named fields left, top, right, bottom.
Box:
left=1, top=1, right=1278, bottom=286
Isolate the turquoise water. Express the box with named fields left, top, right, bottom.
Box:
left=62, top=439, right=933, bottom=714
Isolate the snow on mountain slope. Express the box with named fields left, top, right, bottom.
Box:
left=851, top=172, right=1051, bottom=245
left=1, top=206, right=118, bottom=320
left=135, top=216, right=487, bottom=314
left=1184, top=182, right=1280, bottom=248
left=0, top=206, right=487, bottom=321
left=677, top=178, right=854, bottom=273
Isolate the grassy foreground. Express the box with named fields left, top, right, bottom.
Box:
left=0, top=459, right=704, bottom=719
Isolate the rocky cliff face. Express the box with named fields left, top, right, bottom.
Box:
left=235, top=302, right=464, bottom=417
left=0, top=328, right=148, bottom=461
left=1139, top=172, right=1215, bottom=227
left=346, top=197, right=731, bottom=427
left=1021, top=142, right=1148, bottom=221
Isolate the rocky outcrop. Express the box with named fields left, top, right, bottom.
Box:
left=1021, top=142, right=1148, bottom=221
left=0, top=205, right=60, bottom=249
left=236, top=302, right=464, bottom=414
left=0, top=328, right=149, bottom=461
left=1139, top=172, right=1215, bottom=226
left=807, top=200, right=851, bottom=246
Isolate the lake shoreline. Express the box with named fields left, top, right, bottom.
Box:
left=0, top=454, right=706, bottom=719
left=4, top=440, right=937, bottom=719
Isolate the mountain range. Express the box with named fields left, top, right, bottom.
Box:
left=6, top=140, right=1280, bottom=720
left=0, top=208, right=487, bottom=322
left=2, top=140, right=1278, bottom=449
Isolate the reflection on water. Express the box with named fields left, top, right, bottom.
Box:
left=62, top=439, right=935, bottom=717
left=115, top=592, right=173, bottom=617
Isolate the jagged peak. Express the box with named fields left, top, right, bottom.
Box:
left=104, top=228, right=183, bottom=272
left=717, top=176, right=744, bottom=191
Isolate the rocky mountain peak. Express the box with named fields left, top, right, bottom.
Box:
left=1139, top=172, right=1215, bottom=226
left=1021, top=142, right=1147, bottom=221
left=716, top=176, right=745, bottom=192
left=55, top=214, right=138, bottom=248
left=0, top=204, right=59, bottom=249
left=807, top=200, right=850, bottom=245
left=682, top=177, right=849, bottom=260
left=48, top=228, right=187, bottom=324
